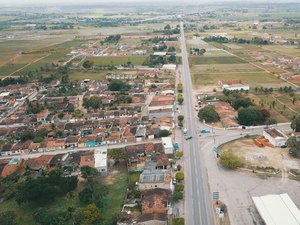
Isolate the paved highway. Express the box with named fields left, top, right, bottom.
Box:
left=180, top=21, right=214, bottom=225
left=179, top=21, right=293, bottom=225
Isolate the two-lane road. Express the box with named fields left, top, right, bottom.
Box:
left=180, top=21, right=214, bottom=225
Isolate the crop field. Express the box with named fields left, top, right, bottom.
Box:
left=87, top=56, right=147, bottom=66
left=189, top=56, right=246, bottom=65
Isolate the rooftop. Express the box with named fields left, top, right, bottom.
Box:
left=252, top=193, right=300, bottom=225
left=265, top=129, right=287, bottom=138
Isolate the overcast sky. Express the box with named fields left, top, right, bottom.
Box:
left=1, top=0, right=299, bottom=4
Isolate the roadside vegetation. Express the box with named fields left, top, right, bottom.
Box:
left=219, top=152, right=243, bottom=169
left=198, top=105, right=220, bottom=123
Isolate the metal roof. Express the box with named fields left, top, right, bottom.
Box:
left=252, top=193, right=300, bottom=225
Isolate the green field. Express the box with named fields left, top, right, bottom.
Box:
left=191, top=64, right=288, bottom=88
left=87, top=56, right=147, bottom=66
left=189, top=56, right=246, bottom=65
left=101, top=169, right=128, bottom=225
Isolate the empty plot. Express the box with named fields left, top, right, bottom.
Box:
left=197, top=63, right=262, bottom=73
left=187, top=38, right=218, bottom=49
left=189, top=56, right=246, bottom=65
left=202, top=50, right=232, bottom=57
left=262, top=45, right=300, bottom=57
left=222, top=43, right=243, bottom=49
left=191, top=65, right=287, bottom=88
left=87, top=56, right=146, bottom=66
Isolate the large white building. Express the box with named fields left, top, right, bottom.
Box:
left=94, top=147, right=108, bottom=175
left=263, top=128, right=288, bottom=147
left=252, top=193, right=300, bottom=225
left=161, top=137, right=174, bottom=154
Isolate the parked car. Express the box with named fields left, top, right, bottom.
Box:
left=172, top=178, right=177, bottom=184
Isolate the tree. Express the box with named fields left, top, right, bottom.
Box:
left=198, top=105, right=220, bottom=123
left=199, top=48, right=206, bottom=55
left=175, top=151, right=183, bottom=158
left=175, top=172, right=184, bottom=181
left=159, top=129, right=170, bottom=137
left=287, top=137, right=300, bottom=158
left=79, top=187, right=94, bottom=204
left=108, top=80, right=131, bottom=92
left=174, top=184, right=184, bottom=191
left=83, top=96, right=102, bottom=110
left=82, top=204, right=101, bottom=225
left=173, top=191, right=183, bottom=202
left=219, top=152, right=242, bottom=169
left=177, top=94, right=184, bottom=105
left=81, top=166, right=98, bottom=178
left=178, top=115, right=184, bottom=122
left=20, top=130, right=34, bottom=142
left=173, top=218, right=185, bottom=225
left=291, top=115, right=300, bottom=132
left=0, top=211, right=18, bottom=225
left=168, top=55, right=176, bottom=63
left=167, top=46, right=176, bottom=52
left=82, top=60, right=94, bottom=69
left=177, top=83, right=183, bottom=93
left=232, top=98, right=252, bottom=110
left=237, top=107, right=257, bottom=126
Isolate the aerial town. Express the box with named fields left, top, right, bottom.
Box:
left=0, top=1, right=300, bottom=225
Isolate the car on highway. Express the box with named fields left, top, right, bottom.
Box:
left=185, top=135, right=192, bottom=140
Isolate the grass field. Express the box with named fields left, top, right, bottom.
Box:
left=189, top=56, right=246, bottom=65
left=0, top=39, right=84, bottom=76
left=86, top=56, right=147, bottom=66
left=191, top=64, right=288, bottom=88
left=101, top=168, right=128, bottom=225
left=69, top=70, right=108, bottom=81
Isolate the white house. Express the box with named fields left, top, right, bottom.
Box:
left=263, top=128, right=288, bottom=147
left=161, top=137, right=174, bottom=154
left=94, top=147, right=108, bottom=175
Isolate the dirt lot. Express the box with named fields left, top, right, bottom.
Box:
left=220, top=137, right=300, bottom=171
left=214, top=102, right=239, bottom=127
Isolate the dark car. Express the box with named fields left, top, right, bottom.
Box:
left=185, top=135, right=192, bottom=140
